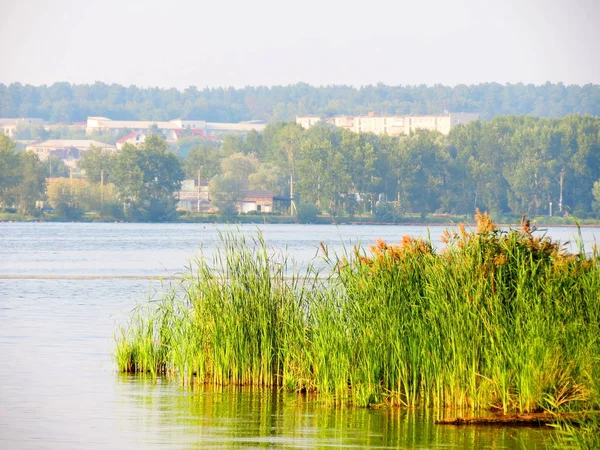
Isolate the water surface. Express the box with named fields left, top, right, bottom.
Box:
left=2, top=222, right=595, bottom=449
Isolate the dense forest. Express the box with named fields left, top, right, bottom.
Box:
left=1, top=82, right=599, bottom=123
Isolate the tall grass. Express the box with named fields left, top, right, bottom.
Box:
left=117, top=231, right=321, bottom=388
left=115, top=212, right=600, bottom=413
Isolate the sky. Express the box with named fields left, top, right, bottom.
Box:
left=1, top=0, right=599, bottom=89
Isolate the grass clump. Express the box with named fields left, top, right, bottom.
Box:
left=117, top=231, right=320, bottom=389
left=115, top=211, right=600, bottom=414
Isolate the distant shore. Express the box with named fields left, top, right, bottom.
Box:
left=2, top=212, right=599, bottom=227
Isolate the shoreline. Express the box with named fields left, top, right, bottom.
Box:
left=2, top=217, right=599, bottom=227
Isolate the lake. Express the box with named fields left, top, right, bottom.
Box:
left=1, top=222, right=597, bottom=449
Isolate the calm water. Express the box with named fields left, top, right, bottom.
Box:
left=1, top=222, right=597, bottom=449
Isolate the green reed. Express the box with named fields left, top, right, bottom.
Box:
left=115, top=213, right=600, bottom=413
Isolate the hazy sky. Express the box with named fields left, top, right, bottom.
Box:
left=1, top=0, right=599, bottom=88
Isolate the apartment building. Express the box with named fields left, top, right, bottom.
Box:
left=86, top=117, right=266, bottom=136
left=296, top=112, right=479, bottom=136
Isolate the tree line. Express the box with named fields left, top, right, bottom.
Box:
left=0, top=134, right=46, bottom=216
left=2, top=114, right=600, bottom=222
left=192, top=114, right=600, bottom=220
left=1, top=82, right=599, bottom=124
left=0, top=133, right=183, bottom=221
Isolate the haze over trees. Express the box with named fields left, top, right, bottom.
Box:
left=1, top=82, right=599, bottom=123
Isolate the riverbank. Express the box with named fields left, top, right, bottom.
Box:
left=3, top=210, right=600, bottom=227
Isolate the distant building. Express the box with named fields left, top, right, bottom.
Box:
left=176, top=179, right=274, bottom=214
left=296, top=112, right=479, bottom=136
left=296, top=116, right=324, bottom=129
left=86, top=117, right=266, bottom=137
left=26, top=140, right=116, bottom=168
left=116, top=131, right=147, bottom=150
left=177, top=179, right=210, bottom=212
left=172, top=128, right=216, bottom=142
left=238, top=190, right=274, bottom=213
left=46, top=122, right=86, bottom=134
left=0, top=118, right=47, bottom=138
left=115, top=129, right=217, bottom=151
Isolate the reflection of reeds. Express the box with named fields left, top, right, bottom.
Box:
left=115, top=212, right=600, bottom=414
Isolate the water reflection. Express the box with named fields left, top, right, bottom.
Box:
left=118, top=376, right=551, bottom=449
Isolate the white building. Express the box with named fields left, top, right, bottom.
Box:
left=86, top=117, right=266, bottom=136
left=26, top=140, right=116, bottom=168
left=0, top=118, right=47, bottom=138
left=116, top=131, right=147, bottom=150
left=238, top=190, right=274, bottom=213
left=296, top=112, right=479, bottom=136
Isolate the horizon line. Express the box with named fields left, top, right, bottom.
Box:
left=1, top=80, right=599, bottom=91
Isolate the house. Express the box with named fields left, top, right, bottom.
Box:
left=116, top=131, right=147, bottom=150
left=26, top=140, right=116, bottom=168
left=176, top=179, right=274, bottom=214
left=177, top=179, right=210, bottom=212
left=238, top=190, right=274, bottom=213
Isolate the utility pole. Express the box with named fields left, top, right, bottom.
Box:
left=558, top=169, right=564, bottom=213
left=69, top=166, right=73, bottom=208
left=290, top=174, right=296, bottom=216
left=197, top=168, right=201, bottom=212
left=100, top=169, right=104, bottom=209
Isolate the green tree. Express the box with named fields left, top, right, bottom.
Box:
left=220, top=152, right=260, bottom=180
left=396, top=131, right=449, bottom=216
left=0, top=135, right=21, bottom=208
left=16, top=151, right=46, bottom=216
left=47, top=178, right=85, bottom=220
left=449, top=120, right=510, bottom=216
left=262, top=123, right=304, bottom=211
left=209, top=174, right=242, bottom=219
left=244, top=130, right=262, bottom=156
left=339, top=130, right=379, bottom=215
left=77, top=147, right=113, bottom=183
left=79, top=182, right=121, bottom=218
left=184, top=143, right=223, bottom=181
left=374, top=202, right=401, bottom=222
left=0, top=136, right=46, bottom=215
left=45, top=156, right=70, bottom=178
left=294, top=125, right=354, bottom=217
left=111, top=135, right=184, bottom=221
left=221, top=135, right=245, bottom=156
left=248, top=163, right=285, bottom=193
left=503, top=125, right=554, bottom=216
left=296, top=203, right=318, bottom=223
left=560, top=115, right=600, bottom=214
left=592, top=180, right=600, bottom=214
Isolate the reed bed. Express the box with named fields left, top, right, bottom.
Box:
left=115, top=212, right=600, bottom=414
